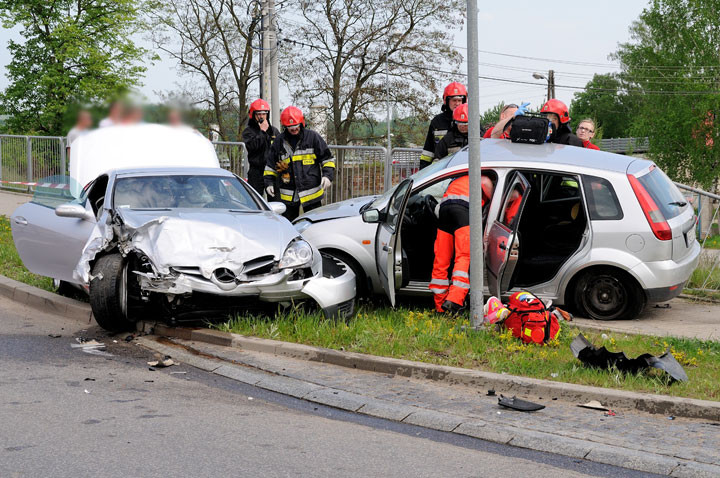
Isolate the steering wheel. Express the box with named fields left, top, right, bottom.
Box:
left=423, top=194, right=439, bottom=219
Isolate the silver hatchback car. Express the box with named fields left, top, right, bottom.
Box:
left=295, top=139, right=700, bottom=320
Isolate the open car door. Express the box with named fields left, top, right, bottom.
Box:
left=486, top=172, right=531, bottom=298
left=375, top=179, right=413, bottom=307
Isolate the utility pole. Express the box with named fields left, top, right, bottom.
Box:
left=261, top=0, right=280, bottom=129
left=548, top=69, right=556, bottom=100
left=467, top=0, right=483, bottom=328
left=384, top=42, right=392, bottom=191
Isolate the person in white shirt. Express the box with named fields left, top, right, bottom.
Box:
left=66, top=110, right=93, bottom=156
left=99, top=101, right=124, bottom=128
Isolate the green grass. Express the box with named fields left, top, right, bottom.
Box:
left=701, top=234, right=720, bottom=250
left=686, top=256, right=720, bottom=291
left=0, top=215, right=53, bottom=291
left=216, top=305, right=720, bottom=402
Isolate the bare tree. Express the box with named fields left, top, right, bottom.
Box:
left=279, top=0, right=464, bottom=144
left=147, top=0, right=260, bottom=140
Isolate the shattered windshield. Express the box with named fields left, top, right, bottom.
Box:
left=113, top=175, right=261, bottom=210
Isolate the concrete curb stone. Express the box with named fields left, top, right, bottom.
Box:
left=137, top=336, right=720, bottom=478
left=0, top=275, right=92, bottom=323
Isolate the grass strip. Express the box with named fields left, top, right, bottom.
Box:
left=217, top=305, right=720, bottom=402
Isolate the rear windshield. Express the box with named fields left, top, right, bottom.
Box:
left=636, top=167, right=687, bottom=220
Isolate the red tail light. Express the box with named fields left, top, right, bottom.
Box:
left=627, top=174, right=672, bottom=241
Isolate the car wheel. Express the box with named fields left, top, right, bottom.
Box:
left=573, top=267, right=646, bottom=320
left=89, top=253, right=137, bottom=332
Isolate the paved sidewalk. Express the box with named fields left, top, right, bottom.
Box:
left=142, top=336, right=720, bottom=477
left=0, top=189, right=30, bottom=216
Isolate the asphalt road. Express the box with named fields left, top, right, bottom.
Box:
left=0, top=298, right=661, bottom=478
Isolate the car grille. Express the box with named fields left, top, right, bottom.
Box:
left=243, top=255, right=276, bottom=276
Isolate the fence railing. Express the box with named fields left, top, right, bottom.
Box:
left=674, top=182, right=720, bottom=298
left=0, top=135, right=67, bottom=192
left=599, top=137, right=649, bottom=154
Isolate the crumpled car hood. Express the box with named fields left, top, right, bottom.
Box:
left=296, top=195, right=375, bottom=222
left=74, top=209, right=300, bottom=282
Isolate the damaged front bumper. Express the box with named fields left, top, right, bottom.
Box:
left=136, top=257, right=356, bottom=318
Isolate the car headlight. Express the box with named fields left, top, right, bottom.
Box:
left=294, top=219, right=312, bottom=234
left=278, top=239, right=313, bottom=269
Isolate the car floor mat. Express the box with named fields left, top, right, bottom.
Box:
left=570, top=333, right=688, bottom=382
left=498, top=395, right=546, bottom=412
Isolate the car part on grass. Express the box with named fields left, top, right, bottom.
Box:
left=497, top=395, right=545, bottom=412
left=570, top=333, right=688, bottom=382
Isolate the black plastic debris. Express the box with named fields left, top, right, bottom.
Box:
left=48, top=334, right=62, bottom=338
left=570, top=334, right=688, bottom=382
left=498, top=395, right=545, bottom=412
left=486, top=389, right=496, bottom=396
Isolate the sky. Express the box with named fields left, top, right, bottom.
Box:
left=0, top=1, right=650, bottom=117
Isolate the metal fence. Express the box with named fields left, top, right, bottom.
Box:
left=0, top=135, right=67, bottom=192
left=674, top=182, right=720, bottom=297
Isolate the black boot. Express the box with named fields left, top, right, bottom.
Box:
left=441, top=300, right=464, bottom=315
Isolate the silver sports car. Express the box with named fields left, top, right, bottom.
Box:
left=11, top=125, right=355, bottom=330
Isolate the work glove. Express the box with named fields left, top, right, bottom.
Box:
left=265, top=185, right=275, bottom=197
left=514, top=102, right=531, bottom=116
left=320, top=177, right=332, bottom=190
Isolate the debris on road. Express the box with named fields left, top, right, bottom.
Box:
left=147, top=356, right=174, bottom=368
left=486, top=389, right=496, bottom=396
left=578, top=400, right=608, bottom=411
left=169, top=371, right=187, bottom=375
left=84, top=389, right=90, bottom=394
left=570, top=333, right=688, bottom=382
left=71, top=338, right=113, bottom=357
left=498, top=395, right=545, bottom=412
left=84, top=378, right=96, bottom=382
left=48, top=334, right=61, bottom=338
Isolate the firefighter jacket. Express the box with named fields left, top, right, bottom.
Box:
left=242, top=118, right=280, bottom=190
left=420, top=110, right=453, bottom=168
left=551, top=124, right=584, bottom=147
left=435, top=127, right=468, bottom=160
left=264, top=127, right=335, bottom=206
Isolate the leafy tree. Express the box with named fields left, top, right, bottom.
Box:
left=0, top=0, right=147, bottom=135
left=281, top=0, right=464, bottom=145
left=612, top=0, right=720, bottom=186
left=569, top=74, right=637, bottom=139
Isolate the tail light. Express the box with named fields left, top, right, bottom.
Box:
left=627, top=174, right=672, bottom=241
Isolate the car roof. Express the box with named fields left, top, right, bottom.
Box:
left=112, top=167, right=234, bottom=177
left=447, top=139, right=648, bottom=174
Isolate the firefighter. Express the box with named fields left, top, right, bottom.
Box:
left=419, top=82, right=467, bottom=169
left=264, top=106, right=335, bottom=221
left=242, top=99, right=280, bottom=194
left=429, top=174, right=494, bottom=314
left=539, top=99, right=584, bottom=146
left=434, top=104, right=469, bottom=160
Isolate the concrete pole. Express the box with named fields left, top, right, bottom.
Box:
left=467, top=0, right=484, bottom=328
left=261, top=0, right=271, bottom=105
left=268, top=0, right=280, bottom=130
left=548, top=69, right=556, bottom=100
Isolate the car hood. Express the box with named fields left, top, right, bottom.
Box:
left=117, top=209, right=298, bottom=278
left=297, top=195, right=376, bottom=222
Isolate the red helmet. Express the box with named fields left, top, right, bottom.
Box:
left=443, top=82, right=468, bottom=102
left=248, top=99, right=270, bottom=117
left=280, top=106, right=305, bottom=127
left=453, top=104, right=469, bottom=123
left=540, top=99, right=570, bottom=124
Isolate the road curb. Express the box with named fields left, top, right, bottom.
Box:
left=0, top=275, right=92, bottom=323
left=145, top=322, right=720, bottom=422
left=138, top=336, right=720, bottom=478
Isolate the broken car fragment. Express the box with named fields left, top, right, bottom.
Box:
left=570, top=333, right=688, bottom=382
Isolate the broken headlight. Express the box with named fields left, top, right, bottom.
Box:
left=278, top=239, right=313, bottom=269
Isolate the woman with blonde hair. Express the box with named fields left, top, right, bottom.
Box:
left=576, top=118, right=600, bottom=150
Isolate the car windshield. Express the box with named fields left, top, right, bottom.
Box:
left=368, top=157, right=452, bottom=210
left=113, top=175, right=261, bottom=210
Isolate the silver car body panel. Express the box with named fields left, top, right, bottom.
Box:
left=297, top=139, right=699, bottom=306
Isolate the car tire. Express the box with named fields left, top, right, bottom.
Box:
left=573, top=267, right=646, bottom=321
left=89, top=253, right=136, bottom=332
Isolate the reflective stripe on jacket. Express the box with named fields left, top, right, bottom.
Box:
left=265, top=128, right=335, bottom=206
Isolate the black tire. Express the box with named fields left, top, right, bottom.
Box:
left=89, top=253, right=136, bottom=332
left=321, top=249, right=368, bottom=297
left=573, top=267, right=646, bottom=320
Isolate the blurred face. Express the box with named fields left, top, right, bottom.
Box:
left=576, top=121, right=595, bottom=141
left=77, top=111, right=92, bottom=129
left=287, top=124, right=301, bottom=135
left=254, top=112, right=268, bottom=123
left=457, top=122, right=468, bottom=134
left=448, top=97, right=464, bottom=111
left=500, top=106, right=517, bottom=121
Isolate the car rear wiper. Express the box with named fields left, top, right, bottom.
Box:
left=668, top=201, right=687, bottom=207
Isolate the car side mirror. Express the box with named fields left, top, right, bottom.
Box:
left=362, top=208, right=381, bottom=223
left=55, top=203, right=95, bottom=221
left=268, top=202, right=287, bottom=215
